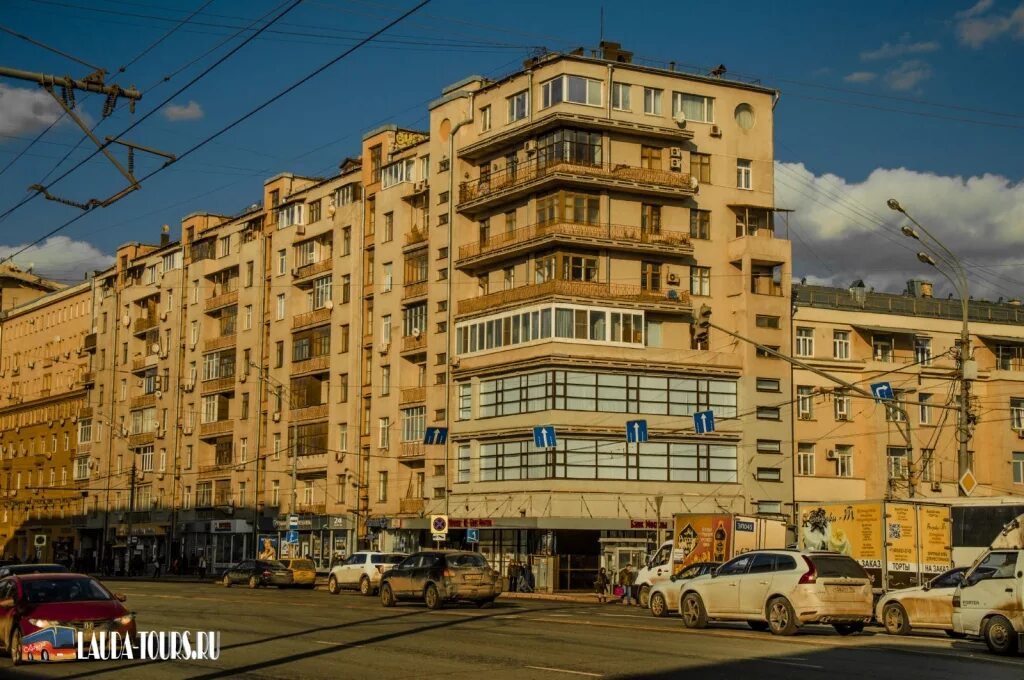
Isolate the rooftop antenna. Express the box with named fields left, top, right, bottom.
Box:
left=599, top=6, right=604, bottom=43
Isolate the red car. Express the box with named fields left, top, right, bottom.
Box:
left=0, top=573, right=136, bottom=665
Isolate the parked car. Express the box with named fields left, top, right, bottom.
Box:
left=952, top=547, right=1024, bottom=654
left=0, top=573, right=136, bottom=665
left=0, top=564, right=68, bottom=579
left=679, top=550, right=873, bottom=636
left=327, top=552, right=406, bottom=596
left=379, top=551, right=501, bottom=609
left=876, top=566, right=970, bottom=637
left=648, top=562, right=720, bottom=617
left=221, top=560, right=293, bottom=589
left=281, top=559, right=317, bottom=588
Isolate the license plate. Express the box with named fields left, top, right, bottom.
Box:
left=830, top=585, right=854, bottom=593
left=463, top=574, right=481, bottom=581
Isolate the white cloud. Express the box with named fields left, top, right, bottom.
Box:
left=0, top=84, right=64, bottom=137
left=955, top=2, right=1024, bottom=47
left=860, top=35, right=941, bottom=61
left=843, top=71, right=877, bottom=83
left=955, top=0, right=994, bottom=19
left=163, top=100, right=204, bottom=122
left=884, top=60, right=932, bottom=91
left=776, top=162, right=1024, bottom=299
left=0, top=236, right=114, bottom=281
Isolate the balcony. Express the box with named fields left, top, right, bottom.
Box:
left=292, top=354, right=330, bottom=375
left=292, top=307, right=331, bottom=330
left=127, top=432, right=155, bottom=448
left=400, top=498, right=425, bottom=514
left=130, top=394, right=156, bottom=410
left=296, top=452, right=328, bottom=471
left=752, top=276, right=784, bottom=297
left=401, top=335, right=426, bottom=355
left=199, top=463, right=232, bottom=477
left=83, top=333, right=97, bottom=353
left=402, top=280, right=428, bottom=301
left=293, top=259, right=332, bottom=283
left=297, top=503, right=326, bottom=515
left=457, top=221, right=692, bottom=271
left=132, top=316, right=159, bottom=336
left=201, top=377, right=236, bottom=394
left=458, top=158, right=696, bottom=214
left=78, top=441, right=92, bottom=454
left=400, top=442, right=425, bottom=459
left=131, top=355, right=157, bottom=373
left=204, top=290, right=239, bottom=313
left=404, top=228, right=428, bottom=249
left=457, top=279, right=692, bottom=317
left=80, top=371, right=95, bottom=386
left=291, top=403, right=329, bottom=422
left=199, top=420, right=233, bottom=439
left=400, top=386, right=426, bottom=404
left=79, top=405, right=93, bottom=419
left=204, top=334, right=237, bottom=352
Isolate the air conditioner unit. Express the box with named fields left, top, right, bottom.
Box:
left=931, top=481, right=943, bottom=492
left=825, top=450, right=837, bottom=461
left=183, top=382, right=194, bottom=393
left=710, top=125, right=722, bottom=138
left=669, top=158, right=683, bottom=172
left=667, top=273, right=680, bottom=285
left=669, top=147, right=683, bottom=159
left=523, top=140, right=536, bottom=154
left=798, top=413, right=812, bottom=420
left=27, top=361, right=35, bottom=369
left=239, top=373, right=247, bottom=383
left=291, top=268, right=300, bottom=277
left=450, top=357, right=461, bottom=369
left=160, top=311, right=168, bottom=321
left=379, top=342, right=390, bottom=355
left=296, top=225, right=305, bottom=235
left=413, top=181, right=426, bottom=193
left=272, top=412, right=281, bottom=422
left=63, top=351, right=71, bottom=359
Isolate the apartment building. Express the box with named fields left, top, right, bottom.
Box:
left=0, top=280, right=92, bottom=562
left=793, top=280, right=1024, bottom=503
left=0, top=263, right=63, bottom=312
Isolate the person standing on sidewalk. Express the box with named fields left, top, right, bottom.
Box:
left=594, top=567, right=610, bottom=603
left=617, top=564, right=636, bottom=605
left=199, top=554, right=207, bottom=579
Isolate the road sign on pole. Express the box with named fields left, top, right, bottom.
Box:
left=423, top=426, right=448, bottom=445
left=288, top=514, right=299, bottom=530
left=466, top=528, right=479, bottom=543
left=870, top=382, right=894, bottom=402
left=285, top=530, right=299, bottom=544
left=693, top=410, right=715, bottom=434
left=626, top=419, right=649, bottom=443
left=431, top=515, right=449, bottom=542
left=533, top=425, right=557, bottom=449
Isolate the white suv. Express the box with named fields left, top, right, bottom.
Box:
left=328, top=552, right=407, bottom=596
left=679, top=550, right=873, bottom=636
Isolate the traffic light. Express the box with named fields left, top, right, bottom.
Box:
left=694, top=304, right=712, bottom=346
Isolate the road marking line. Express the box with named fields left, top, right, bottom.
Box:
left=765, top=659, right=825, bottom=670
left=524, top=665, right=603, bottom=677
left=597, top=613, right=647, bottom=618
left=546, top=613, right=573, bottom=617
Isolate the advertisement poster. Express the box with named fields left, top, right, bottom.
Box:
left=918, top=505, right=952, bottom=575
left=257, top=534, right=279, bottom=561
left=798, top=502, right=883, bottom=587
left=885, top=504, right=918, bottom=589
left=671, top=514, right=732, bottom=575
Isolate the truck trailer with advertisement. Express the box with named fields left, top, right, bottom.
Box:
left=796, top=500, right=952, bottom=592
left=634, top=513, right=787, bottom=607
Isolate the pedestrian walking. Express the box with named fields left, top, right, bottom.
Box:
left=152, top=556, right=162, bottom=578
left=617, top=564, right=636, bottom=606
left=198, top=555, right=207, bottom=579
left=594, top=567, right=610, bottom=603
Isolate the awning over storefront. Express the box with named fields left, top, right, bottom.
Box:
left=114, top=523, right=167, bottom=537
left=979, top=334, right=1024, bottom=345
left=852, top=324, right=920, bottom=336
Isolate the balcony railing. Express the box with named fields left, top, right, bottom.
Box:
left=199, top=463, right=231, bottom=477
left=83, top=333, right=97, bottom=353
left=127, top=432, right=156, bottom=448
left=204, top=334, right=237, bottom=352
left=294, top=259, right=332, bottom=281
left=131, top=355, right=157, bottom=372
left=400, top=498, right=425, bottom=514
left=80, top=371, right=95, bottom=386
left=199, top=420, right=233, bottom=438
left=291, top=354, right=330, bottom=374
left=296, top=452, right=328, bottom=470
left=401, top=335, right=426, bottom=353
left=292, top=307, right=331, bottom=330
left=77, top=441, right=92, bottom=454
left=457, top=221, right=691, bottom=264
left=297, top=503, right=326, bottom=515
left=132, top=316, right=159, bottom=335
left=400, top=442, right=424, bottom=458
left=404, top=229, right=427, bottom=247
left=130, top=394, right=156, bottom=410
left=402, top=280, right=428, bottom=300
left=752, top=276, right=784, bottom=296
left=457, top=279, right=692, bottom=316
left=400, top=386, right=426, bottom=404
left=204, top=290, right=239, bottom=312
left=201, top=377, right=236, bottom=394
left=79, top=405, right=93, bottom=419
left=458, top=158, right=696, bottom=207
left=291, top=403, right=329, bottom=421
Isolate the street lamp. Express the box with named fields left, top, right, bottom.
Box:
left=889, top=198, right=975, bottom=495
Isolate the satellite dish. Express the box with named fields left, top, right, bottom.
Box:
left=151, top=342, right=161, bottom=354
left=154, top=390, right=163, bottom=399
left=324, top=300, right=334, bottom=310
left=673, top=111, right=687, bottom=128
left=122, top=315, right=130, bottom=327
left=667, top=289, right=679, bottom=300
left=689, top=175, right=700, bottom=192
left=412, top=328, right=421, bottom=338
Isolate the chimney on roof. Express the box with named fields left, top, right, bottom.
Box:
left=160, top=224, right=170, bottom=246
left=599, top=41, right=633, bottom=63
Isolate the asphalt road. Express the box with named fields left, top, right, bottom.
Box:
left=2, top=580, right=1023, bottom=679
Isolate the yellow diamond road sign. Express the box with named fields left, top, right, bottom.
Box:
left=959, top=469, right=978, bottom=496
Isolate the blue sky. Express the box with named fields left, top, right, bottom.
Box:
left=1, top=0, right=1022, bottom=297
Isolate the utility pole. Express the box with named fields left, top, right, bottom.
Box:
left=126, top=461, right=137, bottom=575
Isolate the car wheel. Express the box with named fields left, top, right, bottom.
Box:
left=882, top=602, right=911, bottom=636
left=248, top=575, right=260, bottom=589
left=380, top=583, right=396, bottom=608
left=680, top=593, right=708, bottom=629
left=424, top=583, right=444, bottom=610
left=41, top=649, right=49, bottom=661
left=944, top=629, right=967, bottom=639
left=649, top=592, right=668, bottom=618
left=327, top=575, right=340, bottom=594
left=10, top=628, right=22, bottom=666
left=834, top=623, right=864, bottom=636
left=638, top=584, right=651, bottom=608
left=767, top=597, right=799, bottom=636
left=984, top=615, right=1019, bottom=655
left=359, top=576, right=372, bottom=596
left=222, top=575, right=232, bottom=588
left=747, top=620, right=770, bottom=632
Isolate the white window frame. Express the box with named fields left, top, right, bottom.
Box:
left=736, top=159, right=752, bottom=190
left=833, top=330, right=850, bottom=359
left=795, top=327, right=814, bottom=357
left=797, top=444, right=815, bottom=476
left=836, top=445, right=853, bottom=478
left=643, top=87, right=662, bottom=115
left=541, top=75, right=602, bottom=109
left=797, top=386, right=814, bottom=419
left=507, top=90, right=528, bottom=123
left=611, top=82, right=630, bottom=111
left=672, top=92, right=715, bottom=123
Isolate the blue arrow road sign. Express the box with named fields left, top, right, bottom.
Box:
left=466, top=528, right=479, bottom=543
left=870, top=382, right=894, bottom=402
left=423, top=426, right=448, bottom=445
left=693, top=410, right=715, bottom=434
left=285, top=530, right=299, bottom=544
left=626, top=419, right=649, bottom=443
left=533, top=425, right=557, bottom=449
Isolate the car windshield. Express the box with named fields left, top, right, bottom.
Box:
left=371, top=554, right=406, bottom=564
left=447, top=553, right=487, bottom=568
left=809, top=555, right=869, bottom=579
left=5, top=565, right=67, bottom=576
left=24, top=578, right=111, bottom=603
left=260, top=561, right=287, bottom=570
left=289, top=560, right=315, bottom=569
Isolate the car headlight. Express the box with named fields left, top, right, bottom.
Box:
left=28, top=618, right=59, bottom=628
left=116, top=614, right=134, bottom=626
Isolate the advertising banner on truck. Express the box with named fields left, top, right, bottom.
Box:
left=917, top=504, right=953, bottom=575
left=885, top=504, right=919, bottom=590
left=671, top=514, right=732, bottom=575
left=798, top=501, right=884, bottom=587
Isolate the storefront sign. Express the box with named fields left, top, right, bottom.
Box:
left=629, top=520, right=669, bottom=529
left=211, top=520, right=252, bottom=534
left=211, top=521, right=234, bottom=533
left=329, top=516, right=349, bottom=529
left=273, top=518, right=314, bottom=530
left=448, top=518, right=494, bottom=529
left=365, top=518, right=391, bottom=530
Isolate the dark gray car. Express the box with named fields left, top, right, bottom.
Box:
left=221, top=560, right=293, bottom=588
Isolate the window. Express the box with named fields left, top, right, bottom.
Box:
left=277, top=203, right=304, bottom=229
left=689, top=208, right=710, bottom=239
left=541, top=75, right=602, bottom=108
left=341, top=274, right=351, bottom=303
left=275, top=341, right=284, bottom=368
left=643, top=87, right=662, bottom=115
left=308, top=199, right=321, bottom=223
left=915, top=336, right=932, bottom=366
left=1012, top=398, right=1024, bottom=430
left=458, top=444, right=471, bottom=483
left=674, top=92, right=714, bottom=123
left=276, top=294, right=286, bottom=320
left=795, top=327, right=814, bottom=357
left=311, top=276, right=332, bottom=310
left=689, top=152, right=711, bottom=185
left=271, top=480, right=280, bottom=506
left=458, top=383, right=471, bottom=420
left=797, top=386, right=814, bottom=419
left=835, top=445, right=853, bottom=478
left=919, top=393, right=933, bottom=425
left=640, top=146, right=662, bottom=170
left=277, top=250, right=286, bottom=275
left=611, top=82, right=630, bottom=110
left=377, top=471, right=388, bottom=502
left=342, top=227, right=351, bottom=255
left=736, top=159, right=752, bottom=190
left=757, top=439, right=782, bottom=454
left=402, top=406, right=426, bottom=442
left=1014, top=452, right=1024, bottom=485
left=378, top=417, right=390, bottom=449
left=757, top=467, right=781, bottom=482
left=833, top=331, right=850, bottom=359
left=886, top=391, right=907, bottom=422
left=480, top=104, right=491, bottom=131
left=756, top=378, right=780, bottom=392
left=757, top=406, right=780, bottom=420
left=641, top=262, right=661, bottom=291
left=919, top=450, right=933, bottom=482
left=403, top=302, right=427, bottom=337
left=640, top=203, right=661, bottom=235
left=689, top=266, right=710, bottom=296
left=370, top=144, right=382, bottom=183
left=735, top=103, right=755, bottom=129
left=380, top=365, right=391, bottom=396
left=873, top=335, right=893, bottom=362
left=834, top=389, right=851, bottom=421
left=381, top=159, right=415, bottom=189
left=338, top=373, right=349, bottom=402
left=536, top=129, right=601, bottom=167
left=996, top=345, right=1023, bottom=371
left=888, top=447, right=909, bottom=480
left=797, top=443, right=815, bottom=476
left=756, top=315, right=780, bottom=329
left=507, top=89, right=528, bottom=122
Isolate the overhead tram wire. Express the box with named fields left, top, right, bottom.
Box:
left=0, top=23, right=102, bottom=70
left=1, top=0, right=434, bottom=266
